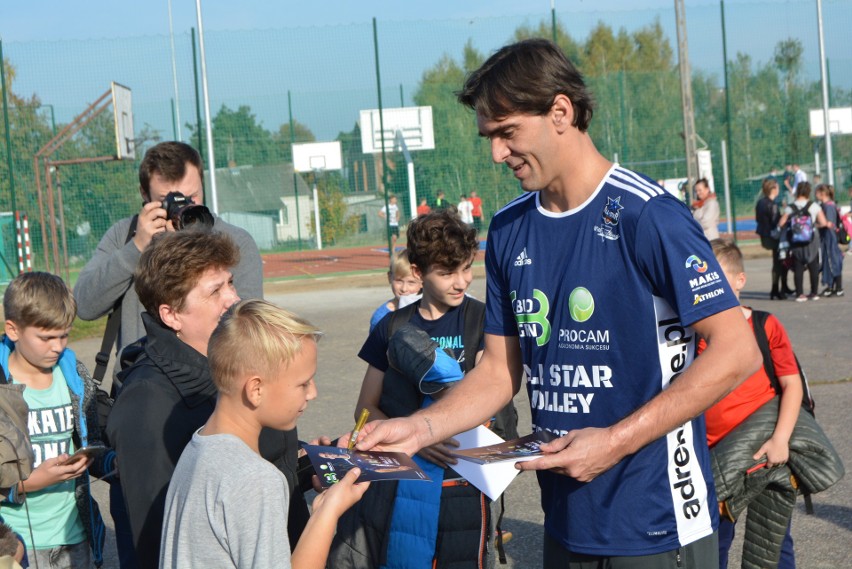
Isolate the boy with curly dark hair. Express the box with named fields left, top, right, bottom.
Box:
left=329, top=209, right=515, bottom=568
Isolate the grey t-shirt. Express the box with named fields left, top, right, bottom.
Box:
left=160, top=431, right=292, bottom=569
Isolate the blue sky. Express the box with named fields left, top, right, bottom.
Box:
left=1, top=1, right=849, bottom=143
left=3, top=1, right=686, bottom=41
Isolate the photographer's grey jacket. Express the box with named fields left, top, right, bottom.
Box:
left=74, top=214, right=263, bottom=360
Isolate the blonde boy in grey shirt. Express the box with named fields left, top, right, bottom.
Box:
left=160, top=300, right=368, bottom=569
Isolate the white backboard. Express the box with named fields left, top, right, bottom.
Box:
left=360, top=106, right=435, bottom=154
left=292, top=141, right=342, bottom=172
left=111, top=82, right=135, bottom=160
left=809, top=107, right=852, bottom=137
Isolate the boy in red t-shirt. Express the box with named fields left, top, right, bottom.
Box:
left=700, top=239, right=802, bottom=569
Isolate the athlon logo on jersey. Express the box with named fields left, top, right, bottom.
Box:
left=511, top=289, right=551, bottom=346
left=594, top=196, right=624, bottom=241
left=693, top=288, right=725, bottom=305
left=514, top=248, right=532, bottom=267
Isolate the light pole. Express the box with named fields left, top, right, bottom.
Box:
left=816, top=0, right=834, bottom=185
left=720, top=0, right=737, bottom=238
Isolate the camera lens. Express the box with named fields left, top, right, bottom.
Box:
left=162, top=191, right=214, bottom=230
left=178, top=205, right=214, bottom=229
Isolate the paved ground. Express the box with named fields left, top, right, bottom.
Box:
left=74, top=251, right=851, bottom=568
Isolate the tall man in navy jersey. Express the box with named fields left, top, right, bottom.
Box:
left=356, top=39, right=761, bottom=568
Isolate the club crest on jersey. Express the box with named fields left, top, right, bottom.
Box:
left=594, top=196, right=623, bottom=241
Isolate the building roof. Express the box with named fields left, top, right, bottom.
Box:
left=204, top=163, right=312, bottom=213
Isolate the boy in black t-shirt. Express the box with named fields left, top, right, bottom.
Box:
left=329, top=209, right=501, bottom=568
left=355, top=209, right=481, bottom=465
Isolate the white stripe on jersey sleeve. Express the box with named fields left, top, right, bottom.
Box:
left=608, top=168, right=666, bottom=201
left=613, top=167, right=666, bottom=198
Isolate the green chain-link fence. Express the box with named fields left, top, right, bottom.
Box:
left=1, top=1, right=850, bottom=279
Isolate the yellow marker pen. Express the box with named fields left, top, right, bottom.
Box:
left=348, top=408, right=370, bottom=450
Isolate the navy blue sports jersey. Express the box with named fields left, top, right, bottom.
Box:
left=485, top=165, right=739, bottom=555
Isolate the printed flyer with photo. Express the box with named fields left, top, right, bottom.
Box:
left=303, top=445, right=431, bottom=487
left=450, top=430, right=557, bottom=465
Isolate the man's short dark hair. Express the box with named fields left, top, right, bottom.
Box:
left=406, top=210, right=478, bottom=273
left=139, top=141, right=203, bottom=197
left=457, top=38, right=594, bottom=132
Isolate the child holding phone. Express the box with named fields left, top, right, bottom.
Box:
left=1, top=272, right=113, bottom=568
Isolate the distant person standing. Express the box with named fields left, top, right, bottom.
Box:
left=815, top=184, right=844, bottom=297
left=379, top=194, right=401, bottom=248
left=755, top=177, right=792, bottom=300
left=434, top=191, right=449, bottom=211
left=469, top=190, right=484, bottom=230
left=416, top=198, right=431, bottom=217
left=784, top=164, right=807, bottom=202
left=457, top=194, right=474, bottom=225
left=692, top=177, right=720, bottom=240
left=779, top=182, right=828, bottom=301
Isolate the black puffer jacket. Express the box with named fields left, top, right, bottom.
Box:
left=711, top=397, right=845, bottom=569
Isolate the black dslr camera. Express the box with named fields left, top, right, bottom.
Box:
left=162, top=192, right=214, bottom=230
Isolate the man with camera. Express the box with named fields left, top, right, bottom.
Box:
left=74, top=141, right=265, bottom=569
left=75, top=141, right=263, bottom=364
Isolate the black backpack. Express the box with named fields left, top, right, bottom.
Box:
left=751, top=310, right=814, bottom=415
left=788, top=201, right=815, bottom=245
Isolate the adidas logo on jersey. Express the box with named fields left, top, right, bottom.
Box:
left=514, top=248, right=532, bottom=267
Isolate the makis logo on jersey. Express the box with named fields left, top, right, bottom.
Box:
left=684, top=254, right=725, bottom=304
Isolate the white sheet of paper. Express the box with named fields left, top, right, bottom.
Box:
left=450, top=426, right=527, bottom=501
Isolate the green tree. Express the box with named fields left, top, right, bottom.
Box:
left=513, top=20, right=582, bottom=66
left=772, top=39, right=808, bottom=163
left=275, top=120, right=316, bottom=163
left=188, top=104, right=277, bottom=168
left=311, top=173, right=358, bottom=245
left=410, top=44, right=519, bottom=215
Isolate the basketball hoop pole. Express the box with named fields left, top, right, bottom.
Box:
left=312, top=171, right=323, bottom=251
left=394, top=130, right=418, bottom=220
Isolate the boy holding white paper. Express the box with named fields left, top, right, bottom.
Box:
left=329, top=210, right=516, bottom=569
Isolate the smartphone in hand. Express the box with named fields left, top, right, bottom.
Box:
left=62, top=445, right=107, bottom=465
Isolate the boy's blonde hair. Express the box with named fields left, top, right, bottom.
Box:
left=208, top=299, right=321, bottom=395
left=710, top=238, right=744, bottom=275
left=3, top=272, right=76, bottom=330
left=389, top=249, right=413, bottom=278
